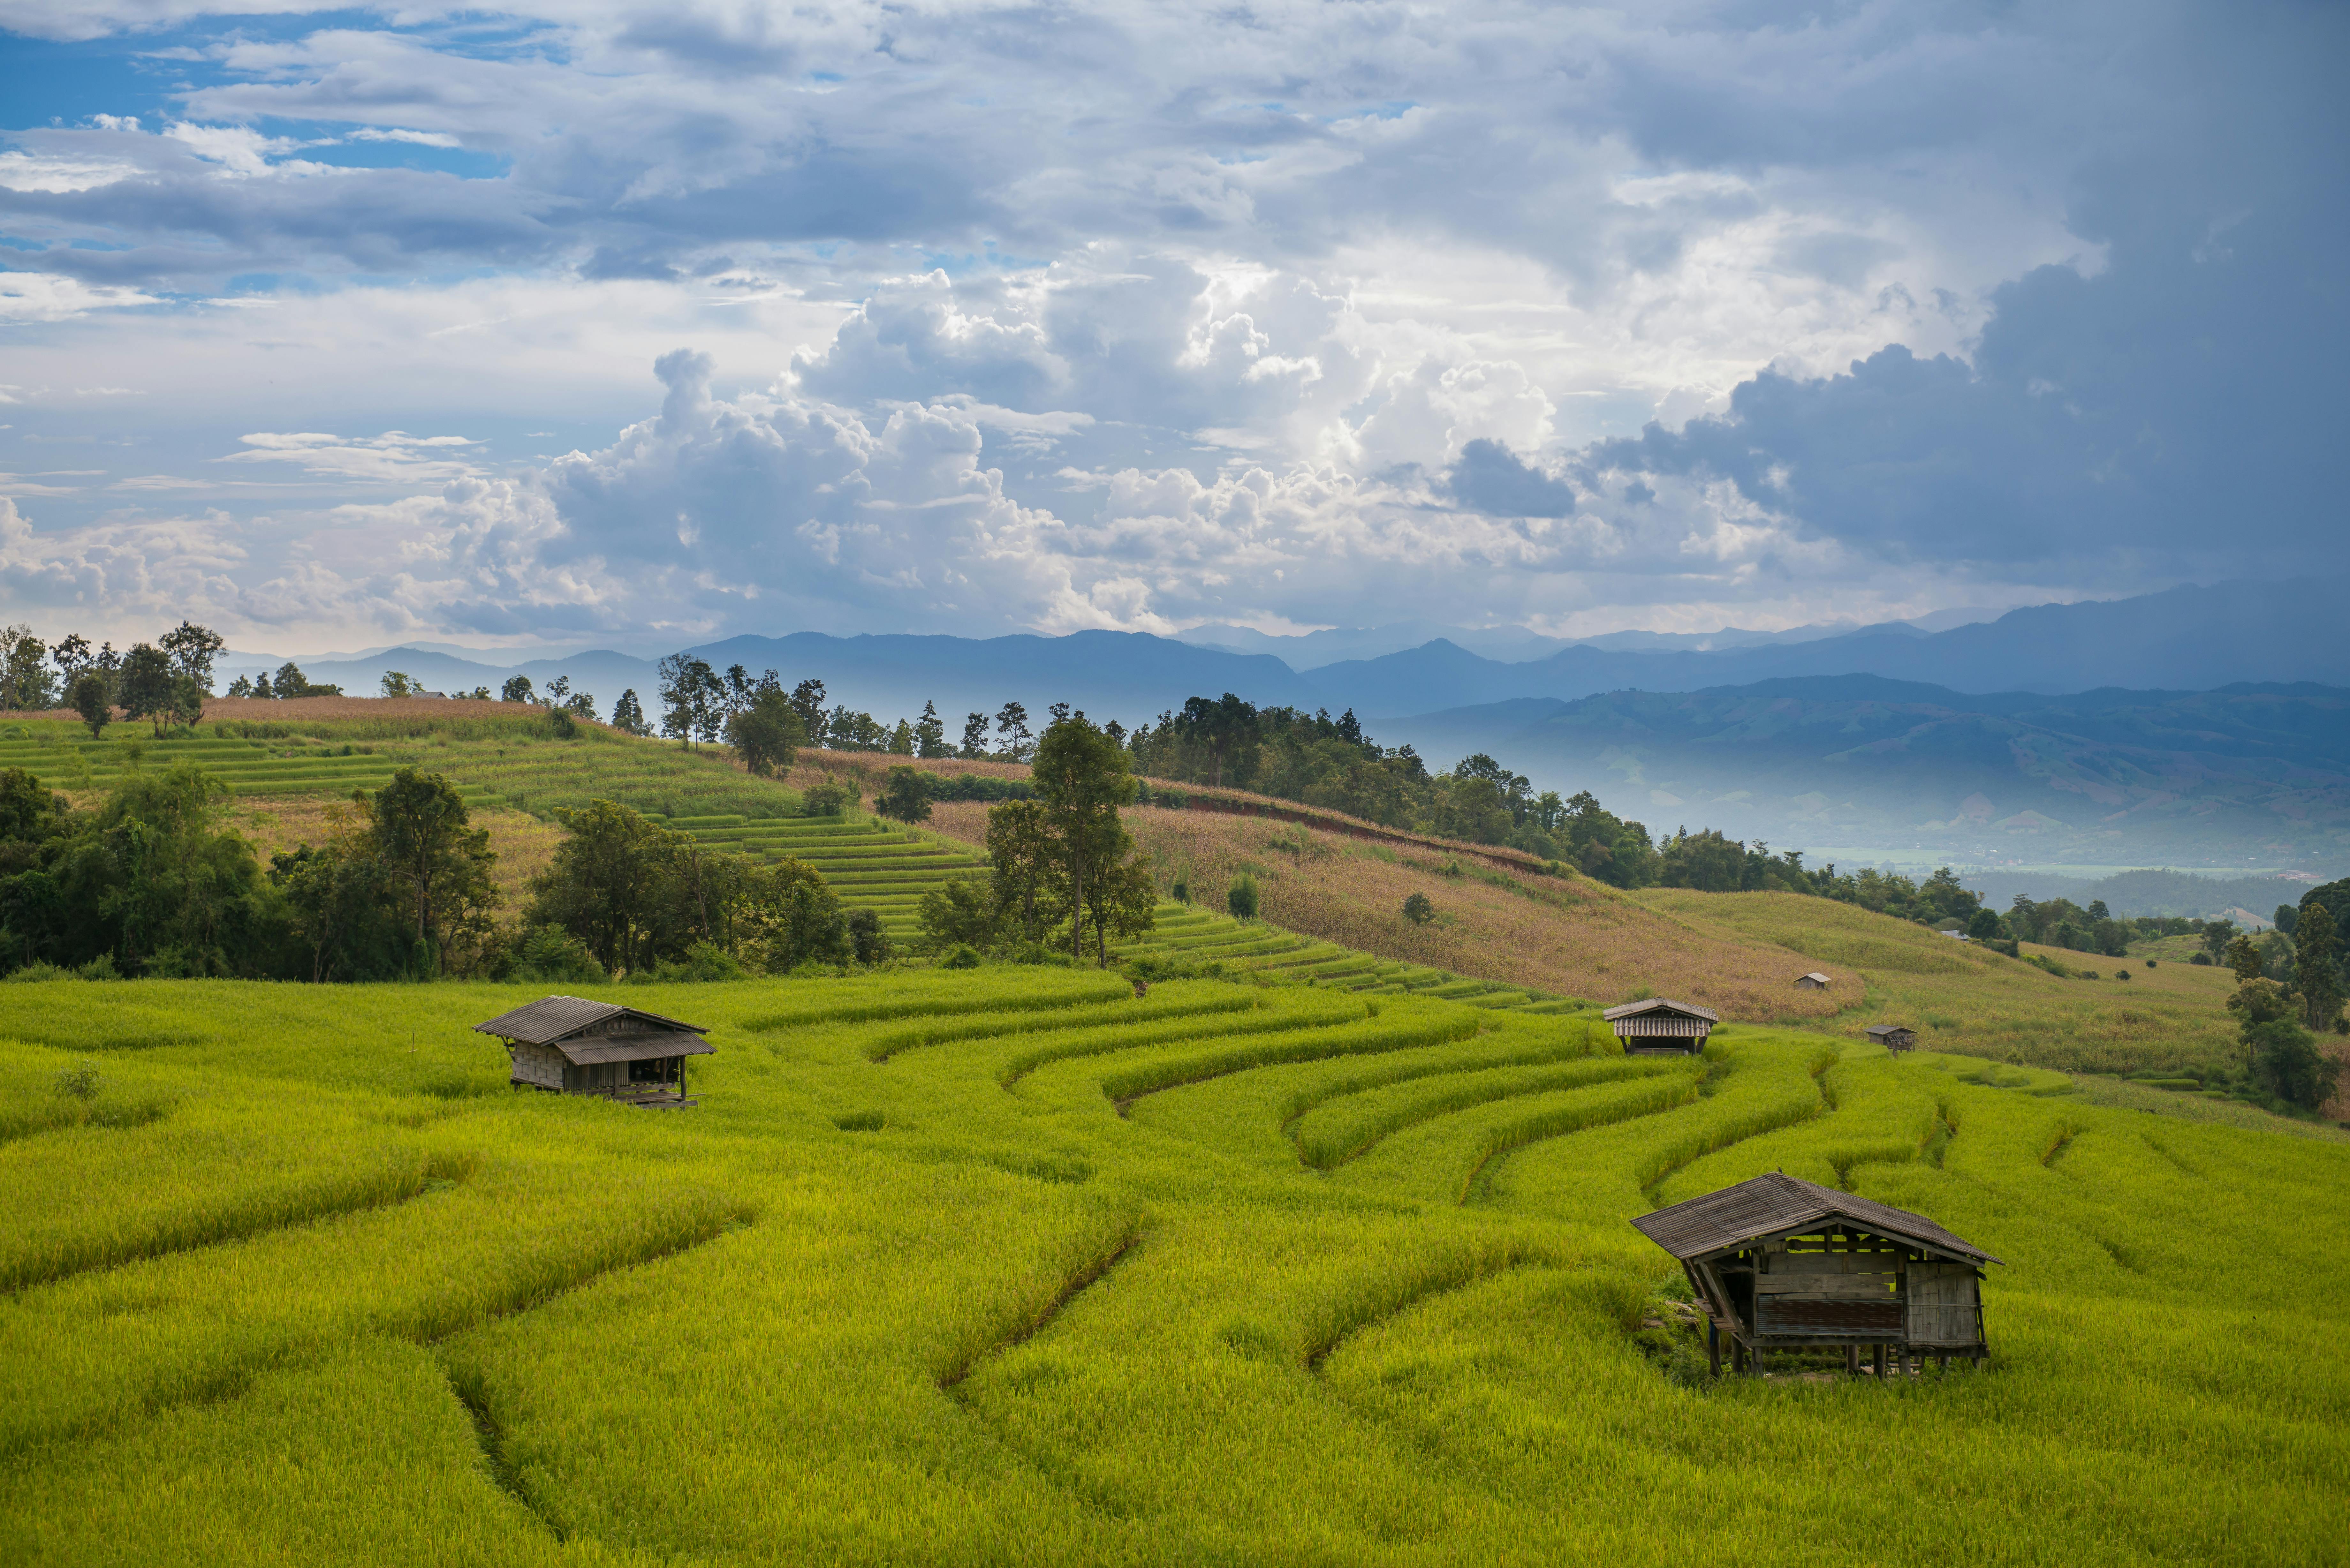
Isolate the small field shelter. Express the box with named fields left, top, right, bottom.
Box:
left=475, top=996, right=713, bottom=1108
left=1795, top=972, right=1831, bottom=990
left=1633, top=1171, right=1999, bottom=1377
left=1602, top=997, right=1717, bottom=1053
left=1866, top=1023, right=1919, bottom=1052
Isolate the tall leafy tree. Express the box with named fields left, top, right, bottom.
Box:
left=158, top=622, right=226, bottom=692
left=0, top=626, right=55, bottom=712
left=788, top=678, right=829, bottom=740
left=994, top=701, right=1034, bottom=761
left=69, top=672, right=110, bottom=740
left=1032, top=714, right=1140, bottom=960
left=725, top=688, right=807, bottom=776
left=876, top=765, right=933, bottom=824
left=984, top=798, right=1065, bottom=945
left=527, top=799, right=677, bottom=974
left=915, top=700, right=950, bottom=759
left=116, top=644, right=180, bottom=735
left=959, top=711, right=991, bottom=760
left=610, top=689, right=652, bottom=736
left=364, top=768, right=497, bottom=973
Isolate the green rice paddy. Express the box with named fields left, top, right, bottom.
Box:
left=3, top=968, right=2342, bottom=1565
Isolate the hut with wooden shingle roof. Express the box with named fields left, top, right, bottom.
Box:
left=1866, top=1022, right=1919, bottom=1053
left=1794, top=971, right=1831, bottom=990
left=1633, top=1171, right=1999, bottom=1378
left=475, top=996, right=713, bottom=1108
left=1601, top=997, right=1717, bottom=1054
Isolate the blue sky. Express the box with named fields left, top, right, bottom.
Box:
left=0, top=0, right=2340, bottom=654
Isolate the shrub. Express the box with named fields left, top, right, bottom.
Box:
left=801, top=781, right=860, bottom=818
left=507, top=924, right=608, bottom=985
left=2190, top=951, right=2213, bottom=965
left=1403, top=892, right=1435, bottom=925
left=847, top=908, right=891, bottom=966
left=53, top=1059, right=104, bottom=1100
left=941, top=944, right=982, bottom=969
left=637, top=941, right=749, bottom=984
left=5, top=961, right=72, bottom=983
left=1170, top=878, right=1190, bottom=903
left=1227, top=874, right=1259, bottom=922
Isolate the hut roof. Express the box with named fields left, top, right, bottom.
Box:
left=1864, top=1023, right=1915, bottom=1039
left=1799, top=971, right=1832, bottom=984
left=1632, top=1172, right=2001, bottom=1267
left=1601, top=997, right=1719, bottom=1023
left=474, top=996, right=709, bottom=1047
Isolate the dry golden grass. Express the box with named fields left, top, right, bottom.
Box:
left=928, top=801, right=1847, bottom=1019
left=1633, top=888, right=2244, bottom=1073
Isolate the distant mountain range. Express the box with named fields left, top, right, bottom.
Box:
left=1374, top=677, right=2350, bottom=874
left=211, top=574, right=2350, bottom=870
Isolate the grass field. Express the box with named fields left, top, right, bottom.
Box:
left=3, top=967, right=2345, bottom=1565
left=1634, top=888, right=2244, bottom=1075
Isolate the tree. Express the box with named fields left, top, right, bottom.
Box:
left=1032, top=715, right=1139, bottom=960
left=2248, top=1018, right=2338, bottom=1109
left=1078, top=843, right=1156, bottom=963
left=846, top=907, right=890, bottom=966
left=50, top=633, right=92, bottom=685
left=887, top=718, right=916, bottom=756
left=2225, top=934, right=2265, bottom=983
left=226, top=675, right=254, bottom=698
left=788, top=679, right=828, bottom=740
left=158, top=622, right=226, bottom=692
left=656, top=654, right=721, bottom=747
left=994, top=701, right=1034, bottom=761
left=915, top=877, right=999, bottom=952
left=2293, top=900, right=2343, bottom=1032
left=1227, top=873, right=1259, bottom=921
left=960, top=711, right=991, bottom=760
left=501, top=675, right=535, bottom=703
left=611, top=689, right=652, bottom=736
left=527, top=798, right=675, bottom=975
left=876, top=765, right=934, bottom=825
left=115, top=644, right=180, bottom=736
left=1172, top=692, right=1259, bottom=788
left=985, top=798, right=1065, bottom=945
left=725, top=689, right=806, bottom=777
left=915, top=701, right=950, bottom=759
left=0, top=626, right=55, bottom=711
left=365, top=768, right=497, bottom=974
left=69, top=672, right=111, bottom=740
left=1403, top=892, right=1435, bottom=925
left=380, top=670, right=415, bottom=698
left=59, top=760, right=287, bottom=976
left=275, top=661, right=337, bottom=698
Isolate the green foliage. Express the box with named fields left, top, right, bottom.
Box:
left=51, top=1058, right=104, bottom=1100
left=875, top=764, right=934, bottom=824
left=1227, top=872, right=1259, bottom=921
left=2247, top=1018, right=2337, bottom=1110
left=916, top=878, right=1000, bottom=954
left=800, top=780, right=859, bottom=818
left=69, top=672, right=110, bottom=740
left=504, top=923, right=607, bottom=984
left=1403, top=891, right=1435, bottom=925
left=726, top=689, right=806, bottom=777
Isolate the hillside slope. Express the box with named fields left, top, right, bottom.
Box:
left=1633, top=888, right=2238, bottom=1074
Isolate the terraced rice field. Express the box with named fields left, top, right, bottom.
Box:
left=1115, top=902, right=1573, bottom=1013
left=4, top=969, right=2343, bottom=1564
left=659, top=813, right=992, bottom=937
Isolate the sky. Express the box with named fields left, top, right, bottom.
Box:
left=0, top=0, right=2341, bottom=656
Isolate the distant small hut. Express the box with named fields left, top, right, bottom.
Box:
left=1866, top=1023, right=1919, bottom=1053
left=474, top=996, right=714, bottom=1108
left=1795, top=971, right=1832, bottom=990
left=1633, top=1171, right=2000, bottom=1378
left=1602, top=997, right=1717, bottom=1054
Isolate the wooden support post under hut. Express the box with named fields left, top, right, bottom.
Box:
left=1601, top=997, right=1718, bottom=1055
left=1632, top=1172, right=2000, bottom=1377
left=474, top=996, right=715, bottom=1109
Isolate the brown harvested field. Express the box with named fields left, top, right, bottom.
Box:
left=219, top=796, right=565, bottom=913
left=927, top=799, right=1848, bottom=1021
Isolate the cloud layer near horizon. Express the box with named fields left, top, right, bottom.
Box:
left=0, top=0, right=2340, bottom=652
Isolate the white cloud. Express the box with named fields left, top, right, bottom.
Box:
left=0, top=150, right=140, bottom=193
left=0, top=274, right=163, bottom=322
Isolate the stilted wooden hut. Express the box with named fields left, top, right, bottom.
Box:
left=1633, top=1171, right=1999, bottom=1378
left=1602, top=997, right=1717, bottom=1054
left=474, top=996, right=713, bottom=1108
left=1866, top=1023, right=1919, bottom=1052
left=1795, top=971, right=1832, bottom=990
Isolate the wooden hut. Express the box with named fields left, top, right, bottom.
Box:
left=1632, top=1171, right=1999, bottom=1378
left=1866, top=1023, right=1919, bottom=1052
left=1795, top=971, right=1832, bottom=990
left=474, top=996, right=713, bottom=1108
left=1602, top=997, right=1717, bottom=1054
